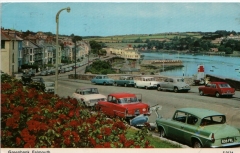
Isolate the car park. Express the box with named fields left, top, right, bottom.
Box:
left=72, top=87, right=106, bottom=107
left=156, top=107, right=240, bottom=148
left=114, top=76, right=135, bottom=87
left=44, top=82, right=55, bottom=93
left=96, top=92, right=151, bottom=121
left=91, top=75, right=114, bottom=85
left=134, top=76, right=159, bottom=89
left=198, top=82, right=235, bottom=98
left=157, top=77, right=191, bottom=93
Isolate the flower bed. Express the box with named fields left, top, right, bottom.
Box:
left=1, top=74, right=153, bottom=148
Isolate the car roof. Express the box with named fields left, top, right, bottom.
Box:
left=209, top=82, right=229, bottom=84
left=178, top=108, right=224, bottom=119
left=140, top=76, right=154, bottom=79
left=109, top=92, right=136, bottom=99
left=76, top=87, right=97, bottom=90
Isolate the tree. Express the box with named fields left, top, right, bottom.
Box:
left=225, top=47, right=233, bottom=54
left=89, top=40, right=102, bottom=55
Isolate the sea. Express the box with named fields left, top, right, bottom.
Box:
left=141, top=52, right=240, bottom=81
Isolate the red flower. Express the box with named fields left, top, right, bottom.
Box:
left=124, top=140, right=134, bottom=148
left=102, top=127, right=111, bottom=136
left=68, top=110, right=75, bottom=117
left=119, top=134, right=126, bottom=143
left=70, top=120, right=78, bottom=127
left=64, top=138, right=71, bottom=146
left=89, top=137, right=96, bottom=146
left=103, top=142, right=111, bottom=148
left=6, top=117, right=18, bottom=129
left=16, top=137, right=22, bottom=146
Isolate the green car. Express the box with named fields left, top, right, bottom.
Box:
left=156, top=108, right=240, bottom=148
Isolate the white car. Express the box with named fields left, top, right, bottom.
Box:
left=134, top=76, right=159, bottom=89
left=72, top=87, right=107, bottom=107
left=157, top=77, right=191, bottom=93
left=44, top=82, right=55, bottom=93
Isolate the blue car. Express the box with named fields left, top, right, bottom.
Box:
left=91, top=75, right=114, bottom=85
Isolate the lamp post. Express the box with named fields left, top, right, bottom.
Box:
left=55, top=7, right=71, bottom=95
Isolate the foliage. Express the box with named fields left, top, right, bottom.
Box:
left=85, top=60, right=116, bottom=74
left=1, top=74, right=153, bottom=148
left=89, top=40, right=102, bottom=54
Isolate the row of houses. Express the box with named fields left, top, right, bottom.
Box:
left=104, top=47, right=141, bottom=60
left=1, top=29, right=90, bottom=76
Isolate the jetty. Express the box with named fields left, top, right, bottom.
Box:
left=141, top=59, right=183, bottom=66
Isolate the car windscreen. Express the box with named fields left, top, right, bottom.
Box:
left=82, top=88, right=99, bottom=94
left=200, top=115, right=226, bottom=126
left=118, top=97, right=138, bottom=104
left=219, top=83, right=231, bottom=88
left=177, top=78, right=184, bottom=82
left=44, top=83, right=54, bottom=87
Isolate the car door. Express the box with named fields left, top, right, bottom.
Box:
left=183, top=114, right=199, bottom=146
left=102, top=95, right=115, bottom=116
left=167, top=78, right=175, bottom=90
left=167, top=111, right=186, bottom=141
left=161, top=78, right=168, bottom=88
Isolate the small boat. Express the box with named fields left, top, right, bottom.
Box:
left=235, top=69, right=239, bottom=71
left=210, top=70, right=214, bottom=72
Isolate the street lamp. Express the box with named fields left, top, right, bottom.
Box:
left=55, top=7, right=71, bottom=95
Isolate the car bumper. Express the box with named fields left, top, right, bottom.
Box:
left=221, top=93, right=235, bottom=96
left=210, top=142, right=240, bottom=148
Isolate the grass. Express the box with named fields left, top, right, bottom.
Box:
left=126, top=128, right=182, bottom=148
left=83, top=32, right=204, bottom=43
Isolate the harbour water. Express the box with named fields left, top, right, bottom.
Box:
left=141, top=52, right=240, bottom=81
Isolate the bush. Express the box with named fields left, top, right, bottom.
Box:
left=1, top=74, right=153, bottom=148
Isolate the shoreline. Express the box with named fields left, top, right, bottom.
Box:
left=139, top=50, right=240, bottom=57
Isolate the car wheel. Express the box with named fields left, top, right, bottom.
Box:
left=193, top=140, right=202, bottom=148
left=199, top=90, right=204, bottom=96
left=103, top=82, right=106, bottom=86
left=145, top=86, right=148, bottom=90
left=228, top=95, right=233, bottom=98
left=134, top=84, right=138, bottom=88
left=174, top=87, right=178, bottom=93
left=157, top=85, right=162, bottom=91
left=159, top=128, right=166, bottom=138
left=215, top=92, right=221, bottom=98
left=124, top=83, right=127, bottom=87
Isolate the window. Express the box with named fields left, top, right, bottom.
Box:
left=12, top=53, right=14, bottom=63
left=1, top=40, right=5, bottom=49
left=173, top=111, right=187, bottom=123
left=201, top=115, right=226, bottom=126
left=12, top=41, right=14, bottom=49
left=187, top=114, right=198, bottom=125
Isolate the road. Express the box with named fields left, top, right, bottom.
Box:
left=38, top=63, right=240, bottom=129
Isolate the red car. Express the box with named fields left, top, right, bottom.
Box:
left=198, top=82, right=235, bottom=98
left=96, top=92, right=151, bottom=119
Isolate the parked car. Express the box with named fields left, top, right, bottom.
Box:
left=134, top=76, right=159, bottom=89
left=21, top=74, right=32, bottom=85
left=31, top=77, right=44, bottom=85
left=157, top=77, right=191, bottom=93
left=114, top=76, right=135, bottom=87
left=198, top=82, right=235, bottom=98
left=27, top=77, right=45, bottom=91
left=14, top=73, right=23, bottom=80
left=43, top=82, right=55, bottom=93
left=72, top=87, right=106, bottom=107
left=156, top=108, right=240, bottom=148
left=91, top=75, right=114, bottom=85
left=96, top=92, right=151, bottom=121
left=40, top=70, right=48, bottom=76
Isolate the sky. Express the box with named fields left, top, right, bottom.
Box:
left=1, top=1, right=240, bottom=36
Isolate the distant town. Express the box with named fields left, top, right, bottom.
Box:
left=2, top=27, right=240, bottom=76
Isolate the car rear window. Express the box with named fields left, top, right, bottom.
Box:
left=118, top=97, right=138, bottom=104
left=201, top=115, right=226, bottom=126
left=219, top=83, right=231, bottom=88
